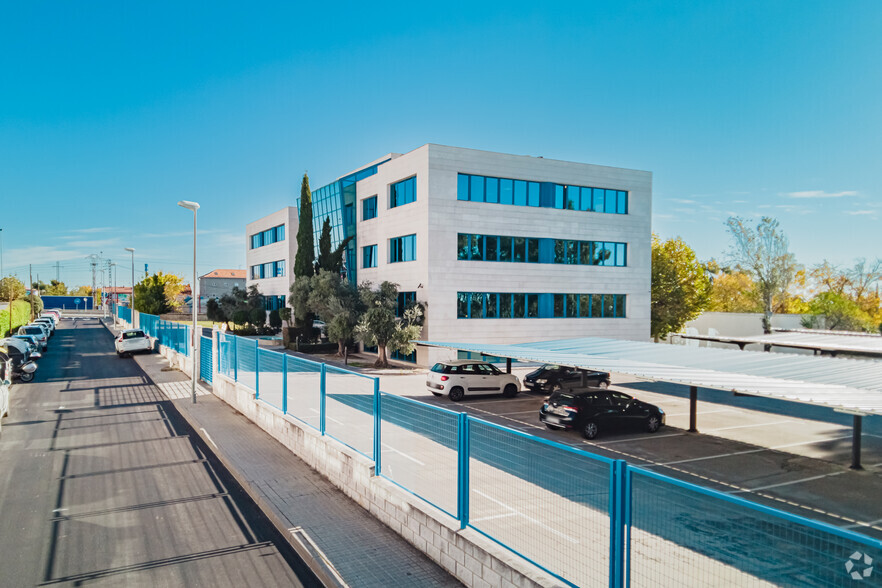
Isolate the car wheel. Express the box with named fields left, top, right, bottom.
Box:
left=448, top=387, right=465, bottom=402
left=20, top=372, right=34, bottom=383
left=503, top=384, right=519, bottom=398
left=581, top=421, right=599, bottom=440
left=647, top=415, right=661, bottom=433
left=597, top=381, right=609, bottom=389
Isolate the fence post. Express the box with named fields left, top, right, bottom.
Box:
left=457, top=412, right=470, bottom=529
left=233, top=336, right=238, bottom=382
left=319, top=363, right=326, bottom=435
left=255, top=341, right=260, bottom=399
left=282, top=353, right=288, bottom=414
left=609, top=460, right=627, bottom=588
left=373, top=378, right=381, bottom=474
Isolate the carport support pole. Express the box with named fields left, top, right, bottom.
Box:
left=506, top=358, right=511, bottom=374
left=688, top=386, right=698, bottom=433
left=851, top=415, right=863, bottom=470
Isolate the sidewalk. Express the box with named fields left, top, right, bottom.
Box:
left=111, top=322, right=461, bottom=587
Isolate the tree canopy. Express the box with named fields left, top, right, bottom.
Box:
left=133, top=272, right=184, bottom=315
left=314, top=216, right=354, bottom=276
left=293, top=172, right=315, bottom=279
left=651, top=235, right=711, bottom=341
left=725, top=217, right=799, bottom=333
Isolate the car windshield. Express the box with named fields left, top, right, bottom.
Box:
left=123, top=331, right=145, bottom=339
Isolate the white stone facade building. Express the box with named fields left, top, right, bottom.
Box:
left=248, top=144, right=651, bottom=364
left=245, top=206, right=298, bottom=311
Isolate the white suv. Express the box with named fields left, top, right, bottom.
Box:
left=426, top=360, right=520, bottom=401
left=115, top=329, right=152, bottom=357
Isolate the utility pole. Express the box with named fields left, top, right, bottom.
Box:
left=56, top=261, right=60, bottom=282
left=29, top=264, right=34, bottom=320
left=88, top=254, right=98, bottom=311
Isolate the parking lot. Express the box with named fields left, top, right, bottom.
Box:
left=377, top=366, right=882, bottom=539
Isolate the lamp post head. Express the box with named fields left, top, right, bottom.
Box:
left=124, top=247, right=135, bottom=253
left=177, top=200, right=200, bottom=212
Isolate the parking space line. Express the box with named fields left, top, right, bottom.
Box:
left=844, top=517, right=882, bottom=530
left=731, top=471, right=847, bottom=493
left=473, top=490, right=579, bottom=544
left=594, top=432, right=686, bottom=444
left=381, top=443, right=425, bottom=466
left=665, top=408, right=735, bottom=418
left=704, top=419, right=794, bottom=432
left=497, top=410, right=542, bottom=417
left=647, top=448, right=767, bottom=466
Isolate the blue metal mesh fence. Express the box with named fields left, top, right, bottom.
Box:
left=117, top=306, right=131, bottom=324
left=257, top=348, right=284, bottom=410
left=468, top=419, right=614, bottom=587
left=236, top=336, right=257, bottom=390
left=284, top=355, right=322, bottom=430
left=324, top=365, right=376, bottom=459
left=200, top=336, right=213, bottom=383
left=627, top=467, right=882, bottom=587
left=379, top=394, right=459, bottom=517
left=217, top=332, right=236, bottom=379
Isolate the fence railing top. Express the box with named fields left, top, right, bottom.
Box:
left=379, top=391, right=462, bottom=417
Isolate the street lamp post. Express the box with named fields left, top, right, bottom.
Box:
left=124, top=248, right=135, bottom=326
left=177, top=200, right=200, bottom=404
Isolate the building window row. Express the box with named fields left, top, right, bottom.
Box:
left=457, top=234, right=627, bottom=266
left=457, top=173, right=628, bottom=215
left=250, top=224, right=285, bottom=249
left=250, top=260, right=286, bottom=280
left=457, top=292, right=626, bottom=319
left=390, top=176, right=416, bottom=208
left=389, top=234, right=416, bottom=263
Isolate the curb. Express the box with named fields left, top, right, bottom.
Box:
left=100, top=318, right=340, bottom=588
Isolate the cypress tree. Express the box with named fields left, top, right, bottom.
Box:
left=294, top=172, right=315, bottom=278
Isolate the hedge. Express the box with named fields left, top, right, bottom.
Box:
left=0, top=300, right=33, bottom=338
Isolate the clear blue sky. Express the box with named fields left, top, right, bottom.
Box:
left=1, top=1, right=879, bottom=289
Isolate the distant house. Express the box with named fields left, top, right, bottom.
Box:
left=199, top=269, right=246, bottom=301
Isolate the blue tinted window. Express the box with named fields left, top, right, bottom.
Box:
left=362, top=196, right=377, bottom=221
left=390, top=177, right=416, bottom=208
left=363, top=245, right=377, bottom=268
left=457, top=292, right=627, bottom=319
left=580, top=187, right=593, bottom=211
left=594, top=188, right=605, bottom=213
left=604, top=189, right=617, bottom=213
left=390, top=234, right=416, bottom=263
left=500, top=179, right=513, bottom=204
left=277, top=225, right=285, bottom=241
left=457, top=174, right=470, bottom=201
left=485, top=177, right=499, bottom=203
left=554, top=185, right=564, bottom=209
left=514, top=180, right=527, bottom=205
left=566, top=186, right=579, bottom=210
left=617, top=191, right=628, bottom=214
left=528, top=182, right=540, bottom=206
left=470, top=175, right=484, bottom=202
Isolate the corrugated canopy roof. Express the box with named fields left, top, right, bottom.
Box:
left=416, top=337, right=882, bottom=416
left=681, top=332, right=882, bottom=356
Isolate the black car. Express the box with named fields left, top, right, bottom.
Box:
left=539, top=388, right=664, bottom=440
left=524, top=364, right=611, bottom=393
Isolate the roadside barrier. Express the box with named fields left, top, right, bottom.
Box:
left=146, top=321, right=882, bottom=587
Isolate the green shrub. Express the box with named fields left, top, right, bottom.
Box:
left=0, top=300, right=32, bottom=338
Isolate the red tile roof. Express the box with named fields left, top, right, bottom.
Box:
left=200, top=269, right=246, bottom=279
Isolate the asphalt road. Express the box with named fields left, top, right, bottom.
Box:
left=0, top=317, right=322, bottom=587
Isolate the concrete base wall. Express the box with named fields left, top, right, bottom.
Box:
left=207, top=373, right=562, bottom=588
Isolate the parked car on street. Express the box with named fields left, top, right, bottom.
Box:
left=42, top=310, right=62, bottom=323
left=0, top=352, right=11, bottom=433
left=115, top=329, right=152, bottom=357
left=11, top=335, right=42, bottom=360
left=426, top=360, right=520, bottom=401
left=18, top=325, right=48, bottom=351
left=524, top=364, right=611, bottom=393
left=0, top=339, right=37, bottom=382
left=34, top=317, right=55, bottom=335
left=539, top=388, right=665, bottom=439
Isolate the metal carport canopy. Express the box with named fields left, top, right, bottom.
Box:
left=416, top=337, right=882, bottom=416
left=680, top=331, right=882, bottom=357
